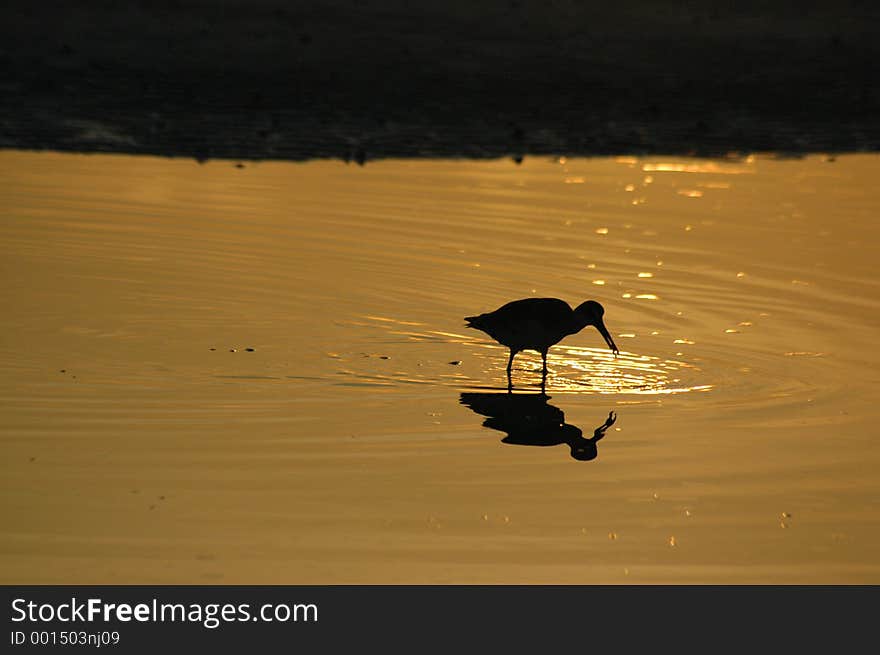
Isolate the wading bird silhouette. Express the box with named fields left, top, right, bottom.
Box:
left=465, top=298, right=618, bottom=386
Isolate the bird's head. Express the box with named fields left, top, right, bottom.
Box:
left=560, top=424, right=597, bottom=460
left=569, top=439, right=599, bottom=461
left=574, top=300, right=619, bottom=355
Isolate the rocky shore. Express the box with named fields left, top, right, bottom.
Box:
left=2, top=1, right=878, bottom=161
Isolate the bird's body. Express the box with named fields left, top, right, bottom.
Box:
left=465, top=297, right=618, bottom=384
left=466, top=298, right=580, bottom=354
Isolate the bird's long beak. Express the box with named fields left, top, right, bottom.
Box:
left=596, top=320, right=619, bottom=356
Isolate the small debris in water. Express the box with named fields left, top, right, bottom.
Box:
left=448, top=360, right=462, bottom=365
left=684, top=509, right=692, bottom=517
left=379, top=355, right=390, bottom=360
left=235, top=162, right=245, bottom=169
left=503, top=516, right=510, bottom=524
left=781, top=512, right=792, bottom=519
left=209, top=348, right=216, bottom=351
left=59, top=369, right=66, bottom=373
left=668, top=536, right=677, bottom=547
left=482, top=514, right=489, bottom=521
left=245, top=347, right=255, bottom=352
left=28, top=456, right=36, bottom=463
left=608, top=532, right=617, bottom=541
left=229, top=348, right=236, bottom=352
left=652, top=492, right=660, bottom=500
left=158, top=496, right=166, bottom=501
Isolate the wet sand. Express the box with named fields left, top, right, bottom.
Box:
left=2, top=1, right=879, bottom=160
left=2, top=151, right=879, bottom=583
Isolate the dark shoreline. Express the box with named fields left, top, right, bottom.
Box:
left=2, top=1, right=878, bottom=162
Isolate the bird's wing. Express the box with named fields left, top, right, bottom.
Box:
left=496, top=298, right=571, bottom=322
left=499, top=298, right=572, bottom=330
left=466, top=298, right=572, bottom=346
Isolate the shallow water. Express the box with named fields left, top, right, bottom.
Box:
left=2, top=151, right=879, bottom=583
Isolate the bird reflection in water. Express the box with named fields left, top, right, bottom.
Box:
left=459, top=391, right=617, bottom=461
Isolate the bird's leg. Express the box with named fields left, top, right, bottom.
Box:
left=539, top=350, right=549, bottom=392
left=506, top=349, right=515, bottom=388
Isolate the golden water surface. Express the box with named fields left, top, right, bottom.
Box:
left=2, top=152, right=879, bottom=583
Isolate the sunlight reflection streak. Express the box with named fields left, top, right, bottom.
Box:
left=354, top=316, right=713, bottom=395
